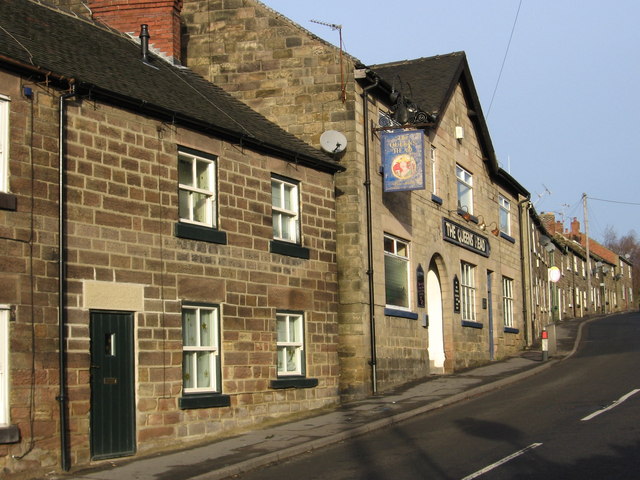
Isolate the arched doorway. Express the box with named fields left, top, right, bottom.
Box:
left=427, top=267, right=445, bottom=373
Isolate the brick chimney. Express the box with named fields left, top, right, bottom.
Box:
left=89, top=0, right=183, bottom=62
left=539, top=212, right=557, bottom=234
left=570, top=217, right=581, bottom=235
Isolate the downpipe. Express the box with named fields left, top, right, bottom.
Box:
left=58, top=87, right=76, bottom=472
left=362, top=76, right=379, bottom=394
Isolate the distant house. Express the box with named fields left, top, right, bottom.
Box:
left=0, top=0, right=342, bottom=476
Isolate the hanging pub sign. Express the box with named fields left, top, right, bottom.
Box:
left=381, top=129, right=426, bottom=192
left=443, top=218, right=491, bottom=257
left=416, top=264, right=425, bottom=308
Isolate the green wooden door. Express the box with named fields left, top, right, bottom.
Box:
left=90, top=311, right=135, bottom=460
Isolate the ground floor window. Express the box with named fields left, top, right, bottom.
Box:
left=460, top=262, right=476, bottom=322
left=384, top=234, right=410, bottom=309
left=276, top=312, right=305, bottom=376
left=502, top=277, right=514, bottom=328
left=182, top=304, right=220, bottom=394
left=0, top=306, right=8, bottom=425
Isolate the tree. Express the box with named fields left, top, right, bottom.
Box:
left=604, top=226, right=640, bottom=309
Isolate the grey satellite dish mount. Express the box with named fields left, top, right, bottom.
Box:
left=320, top=130, right=348, bottom=155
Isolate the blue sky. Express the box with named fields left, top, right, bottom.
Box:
left=264, top=0, right=640, bottom=243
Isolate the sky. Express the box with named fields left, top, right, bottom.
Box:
left=264, top=0, right=640, bottom=243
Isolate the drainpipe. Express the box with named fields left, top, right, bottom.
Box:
left=58, top=87, right=76, bottom=472
left=361, top=75, right=379, bottom=394
left=518, top=197, right=533, bottom=346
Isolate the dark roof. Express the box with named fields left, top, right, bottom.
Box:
left=370, top=52, right=466, bottom=118
left=0, top=0, right=342, bottom=173
left=368, top=52, right=528, bottom=197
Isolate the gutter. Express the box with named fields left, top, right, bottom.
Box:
left=80, top=85, right=345, bottom=175
left=57, top=86, right=76, bottom=472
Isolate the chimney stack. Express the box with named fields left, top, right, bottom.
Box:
left=571, top=217, right=581, bottom=236
left=89, top=0, right=183, bottom=62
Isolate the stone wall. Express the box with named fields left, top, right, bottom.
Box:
left=0, top=73, right=62, bottom=475
left=0, top=68, right=341, bottom=475
left=180, top=0, right=374, bottom=399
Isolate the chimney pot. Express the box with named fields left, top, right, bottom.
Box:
left=140, top=24, right=150, bottom=62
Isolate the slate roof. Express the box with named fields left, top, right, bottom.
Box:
left=368, top=52, right=528, bottom=197
left=370, top=52, right=467, bottom=118
left=0, top=0, right=342, bottom=173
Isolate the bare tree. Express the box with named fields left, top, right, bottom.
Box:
left=604, top=226, right=640, bottom=308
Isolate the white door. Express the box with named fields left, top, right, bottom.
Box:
left=427, top=269, right=445, bottom=373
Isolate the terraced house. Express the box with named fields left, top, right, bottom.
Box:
left=0, top=1, right=634, bottom=478
left=0, top=1, right=343, bottom=477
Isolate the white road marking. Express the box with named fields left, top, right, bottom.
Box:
left=461, top=443, right=543, bottom=480
left=581, top=388, right=640, bottom=421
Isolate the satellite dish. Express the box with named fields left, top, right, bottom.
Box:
left=320, top=130, right=347, bottom=154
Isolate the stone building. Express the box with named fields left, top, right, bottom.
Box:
left=0, top=1, right=343, bottom=477
left=128, top=0, right=533, bottom=398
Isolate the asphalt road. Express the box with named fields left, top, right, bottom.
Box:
left=233, top=312, right=640, bottom=480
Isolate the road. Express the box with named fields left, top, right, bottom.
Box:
left=234, top=312, right=640, bottom=480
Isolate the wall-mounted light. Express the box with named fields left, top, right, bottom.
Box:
left=487, top=222, right=500, bottom=236
left=458, top=205, right=471, bottom=221
left=455, top=125, right=464, bottom=140
left=476, top=215, right=486, bottom=230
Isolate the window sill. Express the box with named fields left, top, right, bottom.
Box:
left=270, top=240, right=310, bottom=259
left=0, top=425, right=19, bottom=444
left=384, top=308, right=419, bottom=320
left=504, top=327, right=519, bottom=334
left=500, top=232, right=516, bottom=244
left=462, top=320, right=483, bottom=329
left=175, top=222, right=227, bottom=244
left=179, top=393, right=230, bottom=409
left=0, top=192, right=17, bottom=211
left=270, top=377, right=318, bottom=389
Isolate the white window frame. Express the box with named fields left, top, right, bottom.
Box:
left=430, top=145, right=437, bottom=196
left=178, top=149, right=217, bottom=228
left=182, top=304, right=220, bottom=394
left=460, top=262, right=476, bottom=322
left=499, top=194, right=511, bottom=236
left=384, top=234, right=410, bottom=309
left=0, top=95, right=9, bottom=193
left=276, top=312, right=305, bottom=376
left=271, top=176, right=300, bottom=244
left=0, top=306, right=9, bottom=425
left=502, top=277, right=514, bottom=328
left=456, top=165, right=473, bottom=214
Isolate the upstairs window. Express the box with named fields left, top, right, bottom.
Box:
left=456, top=165, right=473, bottom=214
left=271, top=176, right=300, bottom=244
left=499, top=195, right=511, bottom=236
left=384, top=234, right=410, bottom=309
left=0, top=96, right=9, bottom=193
left=276, top=312, right=305, bottom=376
left=430, top=145, right=438, bottom=196
left=178, top=148, right=217, bottom=228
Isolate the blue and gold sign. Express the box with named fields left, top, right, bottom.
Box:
left=381, top=129, right=426, bottom=192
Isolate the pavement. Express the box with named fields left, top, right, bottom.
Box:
left=58, top=315, right=595, bottom=480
